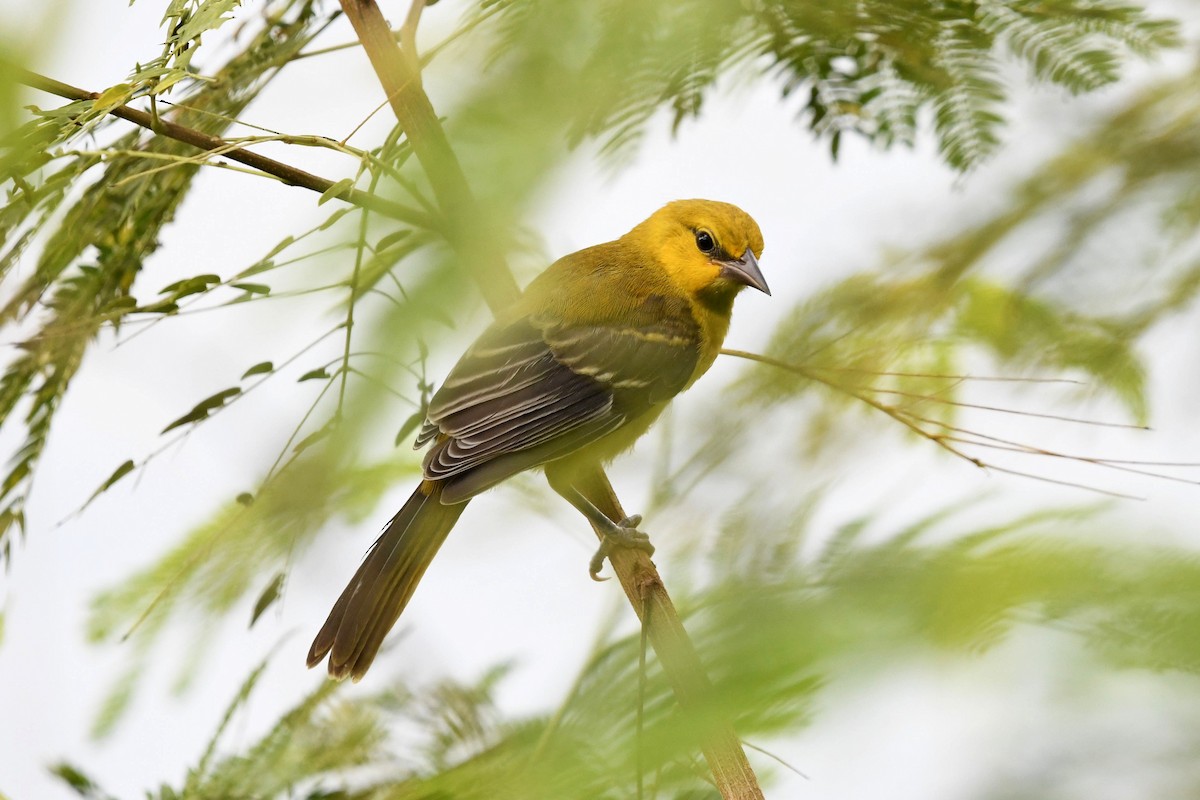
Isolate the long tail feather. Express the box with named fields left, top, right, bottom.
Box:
left=307, top=480, right=467, bottom=681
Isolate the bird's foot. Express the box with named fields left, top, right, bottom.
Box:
left=589, top=514, right=655, bottom=580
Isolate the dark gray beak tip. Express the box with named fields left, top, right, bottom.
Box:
left=721, top=248, right=770, bottom=296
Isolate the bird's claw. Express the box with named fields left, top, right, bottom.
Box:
left=589, top=514, right=655, bottom=580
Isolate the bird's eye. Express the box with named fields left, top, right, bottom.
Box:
left=695, top=230, right=716, bottom=254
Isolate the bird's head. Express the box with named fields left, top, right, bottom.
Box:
left=627, top=199, right=769, bottom=299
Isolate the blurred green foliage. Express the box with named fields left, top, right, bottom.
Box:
left=0, top=2, right=328, bottom=561
left=55, top=502, right=1200, bottom=798
left=86, top=453, right=419, bottom=738
left=0, top=0, right=1197, bottom=798
left=479, top=0, right=1176, bottom=168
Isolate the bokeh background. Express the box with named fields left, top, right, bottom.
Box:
left=1, top=1, right=1199, bottom=798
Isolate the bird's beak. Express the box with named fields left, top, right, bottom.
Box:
left=719, top=248, right=770, bottom=295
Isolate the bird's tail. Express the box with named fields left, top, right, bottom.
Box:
left=307, top=480, right=467, bottom=681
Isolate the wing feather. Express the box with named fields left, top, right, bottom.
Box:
left=425, top=391, right=611, bottom=478
left=413, top=306, right=699, bottom=501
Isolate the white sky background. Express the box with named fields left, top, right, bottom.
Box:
left=1, top=1, right=1199, bottom=798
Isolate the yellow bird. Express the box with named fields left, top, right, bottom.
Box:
left=308, top=199, right=768, bottom=680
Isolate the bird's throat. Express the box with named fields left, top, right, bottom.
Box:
left=694, top=282, right=738, bottom=317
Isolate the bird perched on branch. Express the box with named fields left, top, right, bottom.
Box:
left=308, top=199, right=769, bottom=680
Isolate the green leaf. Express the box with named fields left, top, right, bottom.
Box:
left=292, top=426, right=331, bottom=454
left=376, top=229, right=412, bottom=252
left=249, top=573, right=285, bottom=627
left=231, top=283, right=270, bottom=295
left=234, top=260, right=273, bottom=279
left=134, top=299, right=180, bottom=315
left=395, top=411, right=425, bottom=447
left=92, top=83, right=133, bottom=113
left=317, top=206, right=353, bottom=231
left=2, top=461, right=29, bottom=497
left=261, top=235, right=294, bottom=261
left=91, top=665, right=137, bottom=740
left=241, top=361, right=274, bottom=379
left=49, top=762, right=109, bottom=798
left=152, top=70, right=189, bottom=94
left=94, top=459, right=135, bottom=498
left=0, top=508, right=24, bottom=550
left=159, top=274, right=221, bottom=297
left=153, top=276, right=222, bottom=305
left=318, top=178, right=354, bottom=206
left=298, top=368, right=330, bottom=383
left=161, top=388, right=242, bottom=434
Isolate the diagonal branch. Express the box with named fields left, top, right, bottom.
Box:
left=16, top=69, right=437, bottom=232
left=337, top=0, right=520, bottom=310
left=337, top=1, right=764, bottom=797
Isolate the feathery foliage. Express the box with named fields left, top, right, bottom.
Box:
left=0, top=1, right=325, bottom=560
left=1, top=1, right=1197, bottom=798
left=0, top=1, right=1178, bottom=559
left=55, top=502, right=1200, bottom=798
left=483, top=0, right=1177, bottom=167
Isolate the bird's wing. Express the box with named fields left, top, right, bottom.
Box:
left=417, top=311, right=698, bottom=500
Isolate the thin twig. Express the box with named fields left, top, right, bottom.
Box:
left=638, top=592, right=648, bottom=800
left=104, top=327, right=345, bottom=639
left=338, top=157, right=381, bottom=420
left=291, top=2, right=502, bottom=64
left=723, top=348, right=1168, bottom=498
left=16, top=68, right=438, bottom=231
left=400, top=0, right=427, bottom=69
left=721, top=348, right=984, bottom=468
left=982, top=465, right=1145, bottom=500
left=807, top=364, right=1082, bottom=384
left=863, top=386, right=1148, bottom=430
left=740, top=740, right=810, bottom=781
left=942, top=435, right=1200, bottom=485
